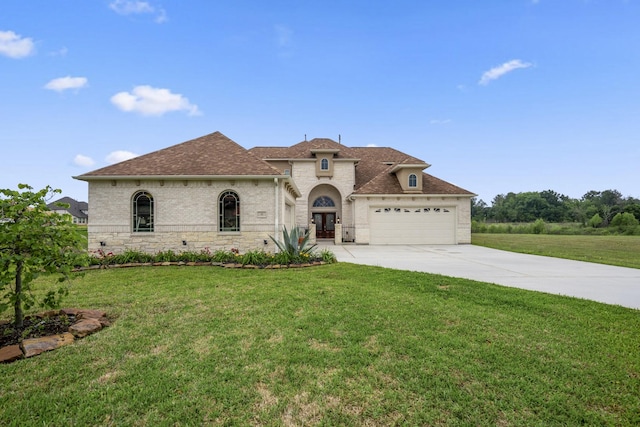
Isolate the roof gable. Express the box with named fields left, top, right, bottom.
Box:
left=76, top=132, right=282, bottom=179
left=353, top=170, right=474, bottom=196
left=349, top=147, right=473, bottom=195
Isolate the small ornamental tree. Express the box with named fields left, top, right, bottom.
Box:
left=587, top=213, right=603, bottom=228
left=0, top=184, right=87, bottom=328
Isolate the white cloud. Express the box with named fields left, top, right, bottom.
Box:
left=44, top=76, right=88, bottom=92
left=0, top=30, right=35, bottom=58
left=74, top=154, right=95, bottom=167
left=110, top=85, right=201, bottom=116
left=366, top=143, right=379, bottom=147
left=154, top=8, right=168, bottom=24
left=106, top=150, right=139, bottom=164
left=109, top=0, right=167, bottom=23
left=479, top=59, right=532, bottom=85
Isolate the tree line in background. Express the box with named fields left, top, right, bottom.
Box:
left=472, top=189, right=640, bottom=235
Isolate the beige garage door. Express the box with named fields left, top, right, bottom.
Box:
left=370, top=206, right=456, bottom=244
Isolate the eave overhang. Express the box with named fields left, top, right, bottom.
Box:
left=389, top=163, right=431, bottom=173
left=72, top=174, right=287, bottom=182
left=348, top=193, right=476, bottom=200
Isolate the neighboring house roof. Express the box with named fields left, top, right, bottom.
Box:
left=47, top=197, right=88, bottom=219
left=75, top=132, right=283, bottom=179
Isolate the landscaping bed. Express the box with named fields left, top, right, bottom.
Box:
left=0, top=308, right=110, bottom=363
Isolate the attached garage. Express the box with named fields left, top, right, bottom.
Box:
left=369, top=206, right=456, bottom=244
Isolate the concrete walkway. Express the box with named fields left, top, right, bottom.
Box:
left=319, top=244, right=640, bottom=310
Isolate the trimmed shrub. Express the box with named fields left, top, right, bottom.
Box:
left=610, top=212, right=639, bottom=228
left=531, top=219, right=546, bottom=234
left=588, top=213, right=603, bottom=228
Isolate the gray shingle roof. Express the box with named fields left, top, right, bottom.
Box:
left=47, top=197, right=88, bottom=219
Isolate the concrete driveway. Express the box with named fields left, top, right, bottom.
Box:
left=321, top=244, right=640, bottom=310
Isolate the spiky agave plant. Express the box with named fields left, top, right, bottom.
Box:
left=270, top=226, right=316, bottom=261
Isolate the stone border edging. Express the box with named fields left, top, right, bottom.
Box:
left=0, top=308, right=110, bottom=364
left=75, top=260, right=327, bottom=271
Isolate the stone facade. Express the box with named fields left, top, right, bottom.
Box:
left=289, top=159, right=356, bottom=228
left=87, top=178, right=296, bottom=254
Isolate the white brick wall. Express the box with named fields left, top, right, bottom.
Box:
left=87, top=178, right=287, bottom=254
left=85, top=163, right=471, bottom=252
left=291, top=160, right=356, bottom=227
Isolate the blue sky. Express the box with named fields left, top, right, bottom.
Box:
left=1, top=0, right=639, bottom=204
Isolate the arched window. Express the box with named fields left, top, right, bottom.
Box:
left=219, top=191, right=240, bottom=232
left=313, top=196, right=335, bottom=207
left=320, top=158, right=329, bottom=170
left=408, top=174, right=417, bottom=188
left=133, top=191, right=154, bottom=232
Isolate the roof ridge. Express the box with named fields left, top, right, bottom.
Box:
left=76, top=131, right=284, bottom=178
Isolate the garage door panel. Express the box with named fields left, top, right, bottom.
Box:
left=370, top=207, right=455, bottom=244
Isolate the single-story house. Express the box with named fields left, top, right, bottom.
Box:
left=74, top=131, right=474, bottom=254
left=47, top=197, right=89, bottom=225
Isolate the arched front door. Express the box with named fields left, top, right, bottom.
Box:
left=313, top=212, right=335, bottom=239
left=312, top=195, right=336, bottom=239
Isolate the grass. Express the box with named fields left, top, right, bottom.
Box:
left=472, top=234, right=640, bottom=269
left=1, top=265, right=639, bottom=425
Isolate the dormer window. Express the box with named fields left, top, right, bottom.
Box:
left=312, top=149, right=337, bottom=177
left=408, top=174, right=417, bottom=188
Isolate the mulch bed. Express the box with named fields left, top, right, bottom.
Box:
left=0, top=313, right=77, bottom=348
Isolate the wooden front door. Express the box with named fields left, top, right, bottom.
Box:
left=313, top=212, right=335, bottom=239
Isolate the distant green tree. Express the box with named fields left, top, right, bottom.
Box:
left=539, top=190, right=570, bottom=222
left=581, top=189, right=624, bottom=225
left=610, top=212, right=639, bottom=228
left=624, top=203, right=640, bottom=221
left=0, top=184, right=87, bottom=328
left=483, top=188, right=638, bottom=226
left=565, top=198, right=588, bottom=224
left=471, top=197, right=489, bottom=221
left=587, top=213, right=603, bottom=228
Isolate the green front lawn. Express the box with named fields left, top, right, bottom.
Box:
left=1, top=265, right=639, bottom=425
left=472, top=234, right=640, bottom=269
